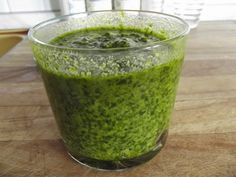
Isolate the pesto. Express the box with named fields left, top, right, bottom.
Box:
left=35, top=27, right=183, bottom=161
left=50, top=27, right=167, bottom=49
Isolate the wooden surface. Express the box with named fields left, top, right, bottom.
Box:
left=0, top=21, right=236, bottom=177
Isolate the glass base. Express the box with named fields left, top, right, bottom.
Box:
left=67, top=130, right=168, bottom=171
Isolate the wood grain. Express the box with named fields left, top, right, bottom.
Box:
left=0, top=21, right=236, bottom=177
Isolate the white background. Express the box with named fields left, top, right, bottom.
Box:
left=0, top=0, right=235, bottom=29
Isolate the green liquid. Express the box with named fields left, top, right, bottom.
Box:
left=35, top=27, right=183, bottom=161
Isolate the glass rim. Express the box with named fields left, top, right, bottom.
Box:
left=28, top=10, right=190, bottom=52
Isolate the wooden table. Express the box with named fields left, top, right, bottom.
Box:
left=0, top=21, right=235, bottom=177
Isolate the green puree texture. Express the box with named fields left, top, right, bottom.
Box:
left=50, top=27, right=166, bottom=49
left=37, top=27, right=183, bottom=161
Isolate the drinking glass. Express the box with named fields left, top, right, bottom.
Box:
left=28, top=10, right=189, bottom=170
left=163, top=0, right=204, bottom=29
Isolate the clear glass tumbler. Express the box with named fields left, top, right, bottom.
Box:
left=28, top=10, right=189, bottom=170
left=162, top=0, right=204, bottom=29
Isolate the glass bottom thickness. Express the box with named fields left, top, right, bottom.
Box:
left=67, top=130, right=168, bottom=171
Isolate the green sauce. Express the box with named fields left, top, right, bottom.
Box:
left=50, top=27, right=166, bottom=49
left=35, top=27, right=183, bottom=161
